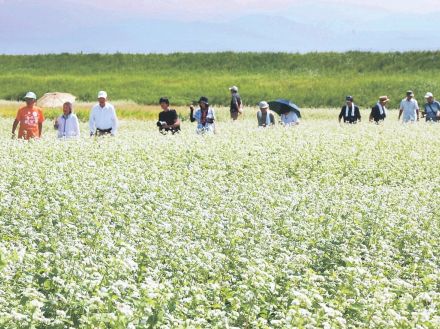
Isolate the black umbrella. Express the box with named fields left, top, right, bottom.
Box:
left=268, top=99, right=301, bottom=118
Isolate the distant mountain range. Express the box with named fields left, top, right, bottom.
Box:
left=1, top=1, right=439, bottom=54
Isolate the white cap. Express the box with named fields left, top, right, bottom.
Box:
left=229, top=86, right=238, bottom=92
left=259, top=101, right=269, bottom=109
left=97, top=90, right=107, bottom=99
left=24, top=91, right=37, bottom=99
left=425, top=92, right=433, bottom=98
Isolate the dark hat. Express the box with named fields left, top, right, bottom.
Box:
left=198, top=96, right=209, bottom=105
left=159, top=97, right=169, bottom=104
left=345, top=95, right=353, bottom=101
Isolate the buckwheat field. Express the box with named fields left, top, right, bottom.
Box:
left=1, top=117, right=440, bottom=328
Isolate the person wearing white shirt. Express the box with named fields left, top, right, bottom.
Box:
left=54, top=102, right=80, bottom=138
left=89, top=91, right=118, bottom=136
left=190, top=96, right=216, bottom=134
left=281, top=110, right=300, bottom=126
left=398, top=90, right=419, bottom=123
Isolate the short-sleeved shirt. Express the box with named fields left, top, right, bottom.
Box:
left=15, top=106, right=45, bottom=139
left=159, top=109, right=178, bottom=125
left=230, top=93, right=241, bottom=113
left=193, top=107, right=215, bottom=130
left=159, top=109, right=180, bottom=132
left=400, top=98, right=419, bottom=122
left=424, top=101, right=440, bottom=121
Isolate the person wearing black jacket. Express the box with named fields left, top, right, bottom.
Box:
left=338, top=96, right=361, bottom=123
left=369, top=96, right=389, bottom=123
left=157, top=97, right=180, bottom=134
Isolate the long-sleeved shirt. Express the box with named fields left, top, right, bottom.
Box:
left=89, top=103, right=118, bottom=135
left=370, top=103, right=387, bottom=122
left=55, top=113, right=80, bottom=138
left=338, top=104, right=361, bottom=123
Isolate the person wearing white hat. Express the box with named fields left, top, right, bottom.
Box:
left=256, top=101, right=275, bottom=127
left=89, top=90, right=118, bottom=136
left=11, top=91, right=45, bottom=140
left=229, top=86, right=242, bottom=120
left=422, top=92, right=440, bottom=122
left=398, top=90, right=419, bottom=123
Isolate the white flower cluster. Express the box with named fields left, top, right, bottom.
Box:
left=0, top=119, right=439, bottom=328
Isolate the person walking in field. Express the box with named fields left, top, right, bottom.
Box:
left=190, top=96, right=216, bottom=134
left=54, top=102, right=80, bottom=138
left=422, top=92, right=440, bottom=122
left=398, top=90, right=419, bottom=123
left=369, top=96, right=389, bottom=124
left=11, top=91, right=45, bottom=140
left=157, top=97, right=181, bottom=134
left=339, top=96, right=361, bottom=124
left=89, top=91, right=118, bottom=136
left=229, top=86, right=242, bottom=120
left=257, top=101, right=275, bottom=127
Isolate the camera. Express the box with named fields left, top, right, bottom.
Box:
left=157, top=121, right=166, bottom=127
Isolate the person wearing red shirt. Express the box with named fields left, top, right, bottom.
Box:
left=12, top=92, right=45, bottom=140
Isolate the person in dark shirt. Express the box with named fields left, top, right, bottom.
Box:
left=229, top=86, right=242, bottom=120
left=369, top=96, right=389, bottom=123
left=157, top=97, right=180, bottom=134
left=338, top=96, right=361, bottom=124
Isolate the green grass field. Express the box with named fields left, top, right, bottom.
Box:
left=0, top=52, right=439, bottom=109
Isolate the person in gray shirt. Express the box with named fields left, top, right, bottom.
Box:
left=257, top=101, right=275, bottom=127
left=423, top=92, right=440, bottom=122
left=229, top=86, right=242, bottom=120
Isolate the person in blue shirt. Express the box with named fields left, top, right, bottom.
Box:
left=189, top=96, right=216, bottom=134
left=422, top=92, right=440, bottom=122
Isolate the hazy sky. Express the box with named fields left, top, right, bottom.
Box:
left=1, top=0, right=439, bottom=53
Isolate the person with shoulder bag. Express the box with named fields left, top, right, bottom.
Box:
left=423, top=92, right=440, bottom=122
